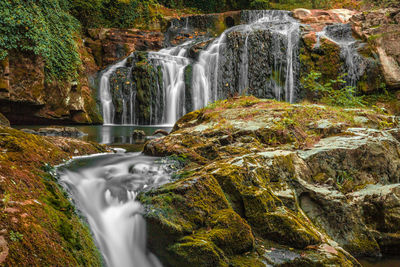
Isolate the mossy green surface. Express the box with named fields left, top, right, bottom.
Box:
left=0, top=126, right=107, bottom=266
left=141, top=96, right=400, bottom=266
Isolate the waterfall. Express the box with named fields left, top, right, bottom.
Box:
left=57, top=153, right=171, bottom=267
left=191, top=10, right=300, bottom=106
left=316, top=24, right=365, bottom=87
left=100, top=58, right=128, bottom=125
left=148, top=43, right=191, bottom=125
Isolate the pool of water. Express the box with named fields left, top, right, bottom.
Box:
left=14, top=125, right=172, bottom=145
left=359, top=257, right=400, bottom=267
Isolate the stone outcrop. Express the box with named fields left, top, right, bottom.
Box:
left=351, top=8, right=400, bottom=89
left=85, top=28, right=164, bottom=68
left=20, top=126, right=86, bottom=138
left=0, top=39, right=103, bottom=125
left=140, top=96, right=400, bottom=266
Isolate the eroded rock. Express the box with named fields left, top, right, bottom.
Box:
left=139, top=97, right=400, bottom=266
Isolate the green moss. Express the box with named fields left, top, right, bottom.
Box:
left=168, top=233, right=228, bottom=267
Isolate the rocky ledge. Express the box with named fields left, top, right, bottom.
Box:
left=0, top=126, right=108, bottom=266
left=140, top=96, right=400, bottom=266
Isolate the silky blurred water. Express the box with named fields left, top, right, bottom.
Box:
left=57, top=152, right=172, bottom=267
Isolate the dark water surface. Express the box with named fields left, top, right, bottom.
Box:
left=14, top=125, right=172, bottom=152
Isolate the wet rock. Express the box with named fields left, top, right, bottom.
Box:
left=20, top=129, right=36, bottom=134
left=154, top=129, right=169, bottom=136
left=132, top=130, right=146, bottom=139
left=36, top=127, right=86, bottom=138
left=0, top=40, right=102, bottom=125
left=86, top=29, right=164, bottom=67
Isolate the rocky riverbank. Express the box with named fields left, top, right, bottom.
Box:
left=0, top=126, right=108, bottom=266
left=140, top=96, right=400, bottom=266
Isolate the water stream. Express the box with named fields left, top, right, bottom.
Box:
left=57, top=153, right=172, bottom=267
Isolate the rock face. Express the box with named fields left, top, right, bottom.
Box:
left=351, top=8, right=400, bottom=89
left=140, top=96, right=400, bottom=266
left=0, top=40, right=103, bottom=125
left=86, top=28, right=164, bottom=68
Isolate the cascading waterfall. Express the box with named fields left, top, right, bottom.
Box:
left=148, top=43, right=191, bottom=124
left=57, top=153, right=171, bottom=267
left=192, top=10, right=300, bottom=108
left=98, top=10, right=366, bottom=127
left=98, top=10, right=301, bottom=126
left=100, top=58, right=128, bottom=125
left=316, top=24, right=365, bottom=87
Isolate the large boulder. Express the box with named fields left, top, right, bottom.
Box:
left=351, top=8, right=400, bottom=89
left=140, top=96, right=400, bottom=266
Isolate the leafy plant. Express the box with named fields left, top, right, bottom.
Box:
left=303, top=71, right=365, bottom=107
left=0, top=0, right=81, bottom=81
left=9, top=230, right=24, bottom=242
left=250, top=0, right=270, bottom=9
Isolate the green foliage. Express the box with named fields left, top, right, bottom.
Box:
left=0, top=0, right=81, bottom=81
left=9, top=231, right=24, bottom=242
left=68, top=0, right=147, bottom=28
left=250, top=0, right=270, bottom=9
left=159, top=0, right=227, bottom=12
left=303, top=71, right=365, bottom=107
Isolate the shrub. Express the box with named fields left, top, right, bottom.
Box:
left=250, top=0, right=270, bottom=9
left=0, top=0, right=81, bottom=81
left=303, top=71, right=365, bottom=107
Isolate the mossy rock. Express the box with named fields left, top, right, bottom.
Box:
left=0, top=112, right=10, bottom=127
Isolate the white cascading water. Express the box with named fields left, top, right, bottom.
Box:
left=100, top=58, right=128, bottom=125
left=148, top=43, right=191, bottom=124
left=315, top=24, right=364, bottom=87
left=98, top=11, right=304, bottom=125
left=57, top=153, right=171, bottom=267
left=192, top=10, right=300, bottom=106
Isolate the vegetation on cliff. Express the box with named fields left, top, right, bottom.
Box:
left=0, top=0, right=80, bottom=81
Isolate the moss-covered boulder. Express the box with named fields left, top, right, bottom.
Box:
left=0, top=126, right=108, bottom=266
left=140, top=96, right=400, bottom=266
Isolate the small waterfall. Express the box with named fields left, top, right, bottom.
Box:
left=317, top=24, right=365, bottom=87
left=192, top=10, right=300, bottom=105
left=97, top=10, right=309, bottom=126
left=192, top=35, right=226, bottom=109
left=99, top=58, right=128, bottom=125
left=148, top=42, right=191, bottom=124
left=57, top=153, right=171, bottom=267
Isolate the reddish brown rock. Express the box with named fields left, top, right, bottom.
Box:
left=0, top=39, right=103, bottom=125
left=86, top=28, right=164, bottom=67
left=351, top=8, right=400, bottom=88
left=294, top=8, right=358, bottom=31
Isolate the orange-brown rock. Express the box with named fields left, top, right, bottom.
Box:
left=351, top=8, right=400, bottom=88
left=0, top=39, right=103, bottom=125
left=294, top=8, right=358, bottom=31
left=85, top=28, right=164, bottom=68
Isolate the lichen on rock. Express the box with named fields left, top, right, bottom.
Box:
left=140, top=96, right=400, bottom=266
